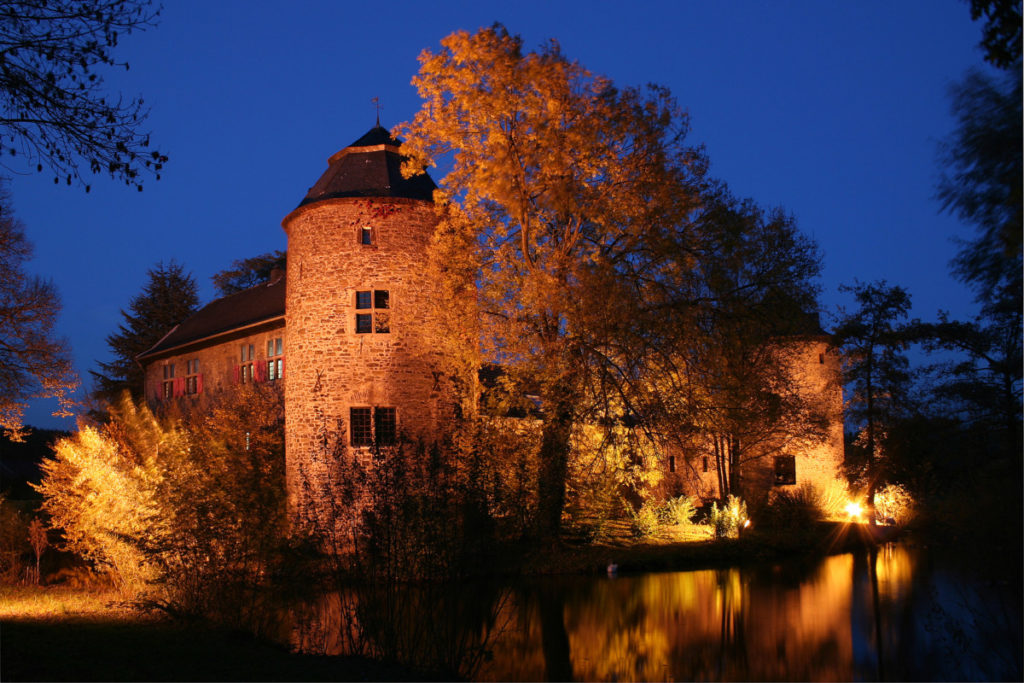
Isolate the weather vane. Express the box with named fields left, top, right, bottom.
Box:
left=372, top=96, right=382, bottom=127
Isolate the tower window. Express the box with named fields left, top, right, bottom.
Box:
left=818, top=353, right=825, bottom=364
left=702, top=456, right=709, bottom=473
left=360, top=226, right=373, bottom=245
left=350, top=406, right=397, bottom=447
left=668, top=455, right=676, bottom=473
left=355, top=289, right=390, bottom=334
left=773, top=455, right=797, bottom=486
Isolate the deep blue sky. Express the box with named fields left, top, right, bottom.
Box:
left=11, top=0, right=990, bottom=429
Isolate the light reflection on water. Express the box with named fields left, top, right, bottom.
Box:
left=288, top=544, right=1022, bottom=681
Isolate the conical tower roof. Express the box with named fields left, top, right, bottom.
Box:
left=297, top=125, right=436, bottom=207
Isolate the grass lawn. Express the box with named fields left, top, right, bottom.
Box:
left=0, top=585, right=427, bottom=682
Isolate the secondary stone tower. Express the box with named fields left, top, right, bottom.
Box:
left=281, top=125, right=443, bottom=531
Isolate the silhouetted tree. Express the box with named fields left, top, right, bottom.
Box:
left=0, top=188, right=76, bottom=437
left=210, top=250, right=285, bottom=297
left=91, top=261, right=198, bottom=406
left=0, top=0, right=167, bottom=190
left=833, top=281, right=912, bottom=523
left=967, top=0, right=1022, bottom=70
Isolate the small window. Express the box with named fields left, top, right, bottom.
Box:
left=267, top=337, right=284, bottom=381
left=350, top=407, right=373, bottom=447
left=162, top=364, right=175, bottom=399
left=668, top=455, right=676, bottom=473
left=350, top=406, right=397, bottom=447
left=774, top=455, right=796, bottom=486
left=360, top=226, right=373, bottom=245
left=702, top=456, right=709, bottom=473
left=375, top=407, right=396, bottom=446
left=355, top=289, right=390, bottom=334
left=240, top=344, right=255, bottom=383
left=818, top=353, right=825, bottom=365
left=185, top=359, right=200, bottom=395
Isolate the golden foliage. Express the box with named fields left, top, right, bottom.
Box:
left=35, top=387, right=285, bottom=610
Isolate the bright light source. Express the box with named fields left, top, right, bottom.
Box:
left=845, top=501, right=863, bottom=519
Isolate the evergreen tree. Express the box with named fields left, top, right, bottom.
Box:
left=90, top=262, right=198, bottom=406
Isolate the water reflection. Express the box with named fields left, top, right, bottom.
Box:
left=289, top=544, right=1022, bottom=681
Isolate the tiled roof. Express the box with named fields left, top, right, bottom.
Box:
left=298, top=125, right=437, bottom=207
left=138, top=276, right=285, bottom=359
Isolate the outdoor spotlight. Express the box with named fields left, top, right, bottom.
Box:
left=845, top=501, right=863, bottom=519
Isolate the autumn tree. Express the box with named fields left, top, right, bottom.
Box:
left=832, top=281, right=913, bottom=523
left=399, top=26, right=714, bottom=540
left=211, top=249, right=286, bottom=297
left=400, top=26, right=827, bottom=538
left=91, top=261, right=198, bottom=407
left=0, top=0, right=167, bottom=190
left=0, top=188, right=76, bottom=437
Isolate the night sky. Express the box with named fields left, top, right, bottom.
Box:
left=10, top=0, right=990, bottom=428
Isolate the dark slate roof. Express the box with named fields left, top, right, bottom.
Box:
left=298, top=125, right=437, bottom=207
left=138, top=276, right=285, bottom=360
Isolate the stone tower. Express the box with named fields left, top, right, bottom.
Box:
left=281, top=126, right=442, bottom=530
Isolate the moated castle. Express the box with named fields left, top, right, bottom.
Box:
left=138, top=126, right=844, bottom=527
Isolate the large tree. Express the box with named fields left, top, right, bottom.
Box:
left=91, top=262, right=198, bottom=406
left=0, top=0, right=167, bottom=190
left=399, top=26, right=710, bottom=540
left=400, top=26, right=825, bottom=539
left=681, top=193, right=827, bottom=499
left=0, top=188, right=76, bottom=437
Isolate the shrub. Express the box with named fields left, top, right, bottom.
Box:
left=707, top=495, right=748, bottom=539
left=874, top=483, right=915, bottom=525
left=630, top=500, right=660, bottom=538
left=660, top=495, right=698, bottom=526
left=764, top=484, right=824, bottom=529
left=0, top=495, right=29, bottom=583
left=35, top=387, right=285, bottom=626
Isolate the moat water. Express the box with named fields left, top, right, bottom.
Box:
left=285, top=542, right=1022, bottom=681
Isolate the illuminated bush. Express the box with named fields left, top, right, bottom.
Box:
left=35, top=387, right=285, bottom=623
left=660, top=495, right=698, bottom=526
left=708, top=495, right=748, bottom=539
left=874, top=483, right=915, bottom=525
left=630, top=500, right=660, bottom=538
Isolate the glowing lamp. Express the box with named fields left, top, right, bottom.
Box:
left=845, top=501, right=863, bottom=520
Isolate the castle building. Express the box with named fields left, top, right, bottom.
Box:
left=139, top=125, right=844, bottom=526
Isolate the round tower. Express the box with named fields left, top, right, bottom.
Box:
left=281, top=125, right=443, bottom=532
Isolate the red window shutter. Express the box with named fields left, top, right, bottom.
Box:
left=174, top=377, right=184, bottom=397
left=233, top=365, right=240, bottom=384
left=197, top=373, right=204, bottom=394
left=255, top=362, right=266, bottom=382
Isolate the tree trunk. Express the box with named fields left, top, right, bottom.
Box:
left=536, top=396, right=574, bottom=543
left=728, top=435, right=741, bottom=498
